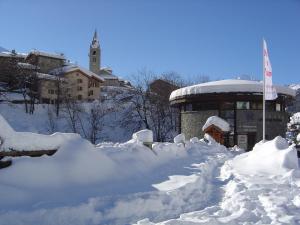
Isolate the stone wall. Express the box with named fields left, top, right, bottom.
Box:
left=181, top=110, right=219, bottom=139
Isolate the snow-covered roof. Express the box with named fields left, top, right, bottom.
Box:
left=289, top=84, right=300, bottom=91
left=202, top=116, right=230, bottom=132
left=98, top=68, right=119, bottom=80
left=27, top=50, right=65, bottom=60
left=37, top=72, right=58, bottom=80
left=170, top=79, right=296, bottom=101
left=0, top=51, right=27, bottom=58
left=50, top=65, right=104, bottom=82
left=17, top=62, right=39, bottom=70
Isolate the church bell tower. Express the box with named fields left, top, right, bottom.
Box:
left=89, top=30, right=101, bottom=74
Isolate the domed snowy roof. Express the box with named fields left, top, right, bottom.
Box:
left=170, top=79, right=296, bottom=101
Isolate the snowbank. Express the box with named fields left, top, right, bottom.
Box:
left=173, top=133, right=185, bottom=144
left=137, top=137, right=300, bottom=225
left=0, top=114, right=79, bottom=151
left=227, top=136, right=298, bottom=176
left=202, top=116, right=230, bottom=132
left=132, top=129, right=153, bottom=143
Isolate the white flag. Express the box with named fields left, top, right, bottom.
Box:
left=263, top=39, right=277, bottom=100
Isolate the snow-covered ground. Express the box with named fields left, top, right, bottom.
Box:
left=136, top=137, right=300, bottom=225
left=0, top=101, right=137, bottom=143
left=0, top=108, right=299, bottom=225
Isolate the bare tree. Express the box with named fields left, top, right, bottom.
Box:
left=46, top=105, right=57, bottom=133
left=126, top=69, right=179, bottom=141
left=62, top=98, right=83, bottom=133
left=85, top=101, right=110, bottom=144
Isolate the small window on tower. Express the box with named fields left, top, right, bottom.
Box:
left=93, top=51, right=96, bottom=55
left=93, top=58, right=96, bottom=62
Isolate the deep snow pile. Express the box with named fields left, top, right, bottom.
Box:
left=137, top=137, right=300, bottom=225
left=0, top=127, right=232, bottom=225
left=0, top=114, right=78, bottom=151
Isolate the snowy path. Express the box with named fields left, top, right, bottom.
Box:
left=137, top=138, right=300, bottom=225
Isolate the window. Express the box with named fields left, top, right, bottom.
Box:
left=93, top=51, right=96, bottom=55
left=186, top=104, right=192, bottom=111
left=93, top=58, right=96, bottom=62
left=220, top=102, right=235, bottom=110
left=48, top=89, right=54, bottom=95
left=251, top=102, right=263, bottom=110
left=276, top=103, right=281, bottom=112
left=236, top=101, right=250, bottom=110
left=77, top=86, right=82, bottom=91
left=88, top=90, right=94, bottom=96
left=78, top=95, right=82, bottom=100
left=192, top=102, right=218, bottom=111
left=77, top=79, right=83, bottom=84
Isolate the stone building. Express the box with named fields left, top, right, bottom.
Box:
left=149, top=79, right=179, bottom=101
left=88, top=30, right=130, bottom=87
left=0, top=50, right=27, bottom=84
left=25, top=50, right=66, bottom=74
left=170, top=79, right=296, bottom=150
left=38, top=65, right=104, bottom=104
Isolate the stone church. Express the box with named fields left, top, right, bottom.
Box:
left=89, top=30, right=128, bottom=87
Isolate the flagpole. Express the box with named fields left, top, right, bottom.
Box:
left=262, top=39, right=266, bottom=142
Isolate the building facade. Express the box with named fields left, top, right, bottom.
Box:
left=38, top=66, right=104, bottom=104
left=88, top=30, right=130, bottom=88
left=170, top=79, right=296, bottom=150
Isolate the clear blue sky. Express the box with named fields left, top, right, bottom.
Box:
left=1, top=0, right=299, bottom=84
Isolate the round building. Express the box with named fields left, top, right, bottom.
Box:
left=169, top=79, right=296, bottom=150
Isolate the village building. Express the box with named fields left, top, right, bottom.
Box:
left=149, top=79, right=180, bottom=101
left=25, top=50, right=66, bottom=74
left=38, top=65, right=104, bottom=104
left=170, top=79, right=296, bottom=150
left=88, top=30, right=130, bottom=87
left=0, top=30, right=129, bottom=103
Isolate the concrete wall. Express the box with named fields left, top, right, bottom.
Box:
left=181, top=110, right=219, bottom=139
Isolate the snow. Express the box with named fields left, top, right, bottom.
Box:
left=1, top=104, right=300, bottom=225
left=17, top=62, right=39, bottom=70
left=170, top=79, right=296, bottom=100
left=289, top=84, right=300, bottom=91
left=28, top=50, right=65, bottom=60
left=202, top=116, right=230, bottom=132
left=174, top=133, right=185, bottom=144
left=297, top=133, right=300, bottom=142
left=228, top=136, right=298, bottom=176
left=290, top=112, right=300, bottom=125
left=0, top=92, right=29, bottom=101
left=50, top=65, right=105, bottom=82
left=132, top=129, right=154, bottom=143
left=139, top=136, right=300, bottom=225
left=0, top=114, right=79, bottom=151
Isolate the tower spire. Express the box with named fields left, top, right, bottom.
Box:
left=93, top=29, right=98, bottom=41
left=89, top=29, right=101, bottom=73
left=91, top=29, right=100, bottom=48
